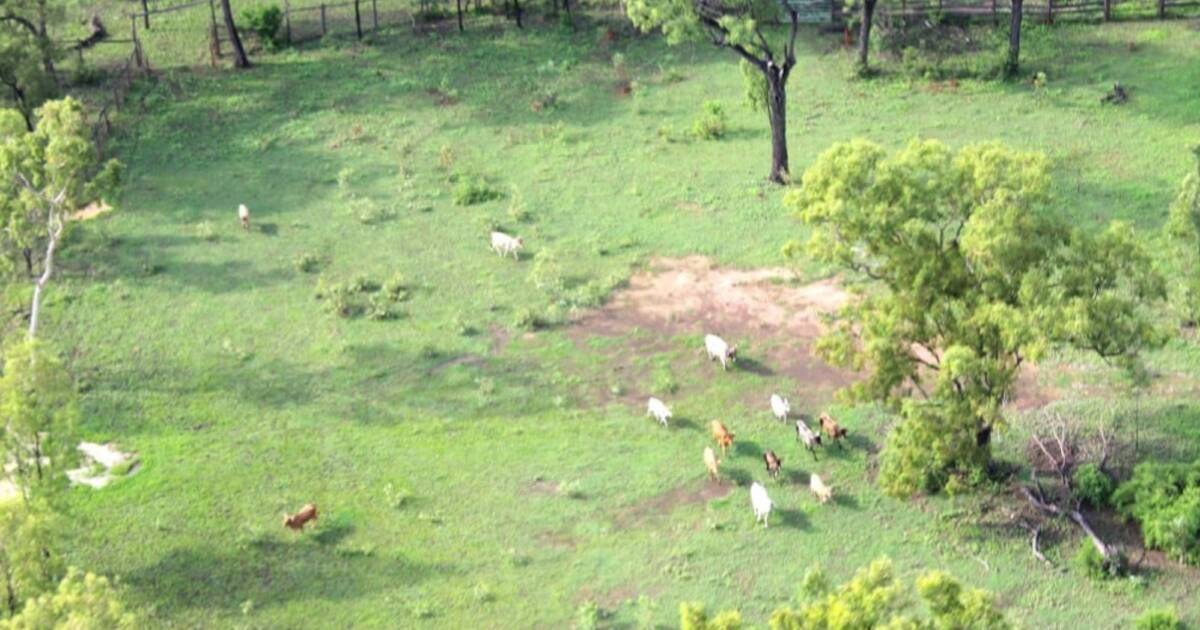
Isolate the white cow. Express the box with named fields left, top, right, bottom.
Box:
left=704, top=334, right=737, bottom=371
left=646, top=397, right=672, bottom=427
left=770, top=394, right=791, bottom=423
left=238, top=204, right=250, bottom=230
left=490, top=231, right=524, bottom=259
left=810, top=473, right=833, bottom=504
left=750, top=482, right=774, bottom=528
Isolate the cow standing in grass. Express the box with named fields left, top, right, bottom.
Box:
left=710, top=420, right=735, bottom=456
left=750, top=482, right=773, bottom=528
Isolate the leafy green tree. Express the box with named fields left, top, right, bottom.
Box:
left=1111, top=459, right=1200, bottom=565
left=680, top=602, right=742, bottom=630
left=1163, top=146, right=1200, bottom=325
left=0, top=0, right=60, bottom=85
left=787, top=139, right=1165, bottom=495
left=0, top=25, right=54, bottom=131
left=0, top=97, right=120, bottom=339
left=626, top=0, right=800, bottom=183
left=0, top=339, right=76, bottom=503
left=0, top=566, right=138, bottom=628
left=674, top=558, right=1012, bottom=628
left=0, top=501, right=63, bottom=618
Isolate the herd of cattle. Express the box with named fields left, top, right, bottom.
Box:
left=651, top=334, right=849, bottom=528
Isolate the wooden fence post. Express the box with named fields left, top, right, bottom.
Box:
left=372, top=0, right=378, bottom=29
left=209, top=0, right=221, bottom=64
left=320, top=3, right=327, bottom=35
left=130, top=16, right=144, bottom=68
left=1158, top=0, right=1166, bottom=17
left=1102, top=0, right=1111, bottom=20
left=354, top=0, right=363, bottom=38
left=284, top=0, right=292, bottom=43
left=141, top=0, right=150, bottom=29
left=1046, top=0, right=1053, bottom=23
left=991, top=0, right=997, bottom=23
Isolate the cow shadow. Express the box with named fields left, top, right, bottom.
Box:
left=671, top=416, right=700, bottom=432
left=314, top=520, right=354, bottom=546
left=774, top=507, right=810, bottom=530
left=722, top=467, right=753, bottom=487
left=785, top=468, right=810, bottom=486
left=734, top=440, right=763, bottom=459
left=257, top=222, right=279, bottom=236
left=845, top=433, right=875, bottom=452
left=736, top=357, right=774, bottom=376
left=833, top=492, right=861, bottom=510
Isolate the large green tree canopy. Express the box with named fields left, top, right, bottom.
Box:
left=787, top=139, right=1165, bottom=495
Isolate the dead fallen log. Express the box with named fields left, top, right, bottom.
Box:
left=1018, top=519, right=1052, bottom=566
left=1020, top=485, right=1114, bottom=560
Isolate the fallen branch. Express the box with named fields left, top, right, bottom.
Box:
left=1018, top=519, right=1051, bottom=566
left=1021, top=485, right=1113, bottom=559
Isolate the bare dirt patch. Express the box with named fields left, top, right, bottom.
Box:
left=65, top=442, right=139, bottom=489
left=613, top=478, right=732, bottom=530
left=568, top=256, right=855, bottom=404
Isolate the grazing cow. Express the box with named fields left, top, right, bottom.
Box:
left=489, top=231, right=524, bottom=259
left=703, top=334, right=737, bottom=371
left=809, top=474, right=833, bottom=504
left=819, top=412, right=848, bottom=449
left=769, top=394, right=790, bottom=423
left=795, top=418, right=822, bottom=461
left=703, top=447, right=721, bottom=482
left=710, top=420, right=735, bottom=456
left=750, top=482, right=773, bottom=528
left=283, top=503, right=318, bottom=531
left=763, top=450, right=782, bottom=481
left=238, top=204, right=250, bottom=230
left=646, top=397, right=672, bottom=427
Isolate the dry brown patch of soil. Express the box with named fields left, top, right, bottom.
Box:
left=525, top=478, right=559, bottom=496
left=613, top=478, right=732, bottom=530
left=569, top=256, right=855, bottom=404
left=534, top=530, right=577, bottom=552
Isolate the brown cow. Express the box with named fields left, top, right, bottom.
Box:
left=710, top=420, right=735, bottom=456
left=763, top=450, right=782, bottom=481
left=283, top=503, right=318, bottom=531
left=819, top=412, right=848, bottom=449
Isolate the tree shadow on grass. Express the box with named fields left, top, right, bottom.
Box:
left=126, top=541, right=445, bottom=614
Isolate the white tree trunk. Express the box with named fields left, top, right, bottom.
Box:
left=28, top=214, right=63, bottom=340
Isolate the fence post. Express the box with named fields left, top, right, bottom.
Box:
left=372, top=0, right=378, bottom=29
left=130, top=16, right=143, bottom=69
left=1046, top=0, right=1053, bottom=23
left=284, top=0, right=292, bottom=43
left=320, top=3, right=327, bottom=35
left=141, top=0, right=150, bottom=29
left=991, top=0, right=997, bottom=23
left=354, top=0, right=363, bottom=39
left=1158, top=0, right=1165, bottom=17
left=209, top=0, right=221, bottom=64
left=1102, top=0, right=1111, bottom=19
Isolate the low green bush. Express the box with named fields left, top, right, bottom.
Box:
left=240, top=5, right=284, bottom=50
left=691, top=101, right=727, bottom=140
left=1112, top=459, right=1200, bottom=564
left=1135, top=608, right=1183, bottom=630
left=1072, top=463, right=1115, bottom=507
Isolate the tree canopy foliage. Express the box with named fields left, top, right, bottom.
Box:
left=0, top=339, right=76, bottom=503
left=1164, top=146, right=1200, bottom=324
left=0, top=97, right=120, bottom=337
left=787, top=139, right=1165, bottom=495
left=679, top=558, right=1009, bottom=629
left=0, top=567, right=139, bottom=629
left=0, top=501, right=63, bottom=619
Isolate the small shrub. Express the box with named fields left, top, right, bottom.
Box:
left=408, top=599, right=436, bottom=619
left=1072, top=463, right=1115, bottom=507
left=451, top=315, right=477, bottom=336
left=294, top=253, right=321, bottom=273
left=353, top=199, right=395, bottom=225
left=691, top=101, right=727, bottom=140
left=336, top=167, right=355, bottom=195
left=348, top=274, right=376, bottom=293
left=1135, top=608, right=1183, bottom=630
left=366, top=293, right=399, bottom=321
left=1112, top=459, right=1200, bottom=564
left=240, top=5, right=284, bottom=50
left=575, top=600, right=600, bottom=630
left=193, top=221, right=218, bottom=242
left=383, top=483, right=411, bottom=509
left=1074, top=540, right=1127, bottom=580
left=452, top=175, right=503, bottom=206
left=383, top=272, right=409, bottom=301
left=507, top=186, right=532, bottom=222
left=438, top=145, right=456, bottom=169
left=473, top=582, right=496, bottom=604
left=513, top=306, right=542, bottom=330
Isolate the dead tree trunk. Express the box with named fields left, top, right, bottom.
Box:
left=219, top=0, right=251, bottom=68
left=27, top=207, right=63, bottom=340
left=857, top=0, right=878, bottom=73
left=1006, top=0, right=1023, bottom=78
left=765, top=64, right=789, bottom=184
